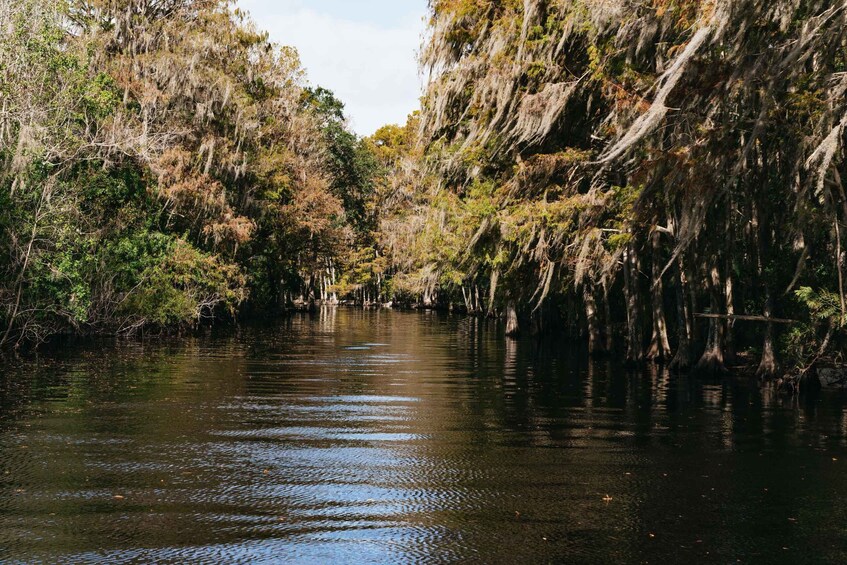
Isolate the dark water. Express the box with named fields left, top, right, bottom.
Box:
left=2, top=309, right=847, bottom=564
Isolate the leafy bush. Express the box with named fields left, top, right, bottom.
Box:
left=783, top=287, right=846, bottom=368
left=118, top=238, right=247, bottom=330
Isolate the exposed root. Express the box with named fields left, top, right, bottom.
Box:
left=668, top=344, right=692, bottom=373
left=695, top=348, right=729, bottom=376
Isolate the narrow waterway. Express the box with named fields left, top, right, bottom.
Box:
left=1, top=309, right=846, bottom=563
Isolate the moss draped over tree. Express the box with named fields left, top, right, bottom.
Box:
left=379, top=0, right=847, bottom=380
left=0, top=0, right=377, bottom=346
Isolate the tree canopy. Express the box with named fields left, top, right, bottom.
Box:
left=0, top=0, right=377, bottom=345
left=380, top=0, right=847, bottom=379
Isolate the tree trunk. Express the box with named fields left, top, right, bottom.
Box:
left=584, top=283, right=605, bottom=356
left=836, top=216, right=846, bottom=325
left=756, top=286, right=779, bottom=379
left=724, top=257, right=737, bottom=366
left=695, top=264, right=728, bottom=375
left=505, top=300, right=520, bottom=338
left=462, top=286, right=472, bottom=313
left=623, top=247, right=644, bottom=365
left=305, top=274, right=317, bottom=312
left=754, top=193, right=778, bottom=379
left=723, top=196, right=737, bottom=366
left=487, top=270, right=499, bottom=317
left=423, top=286, right=433, bottom=308
left=531, top=306, right=545, bottom=337
left=602, top=280, right=613, bottom=352
left=646, top=231, right=671, bottom=361
left=669, top=257, right=692, bottom=372
left=685, top=251, right=701, bottom=347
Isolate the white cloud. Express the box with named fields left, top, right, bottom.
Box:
left=238, top=0, right=426, bottom=136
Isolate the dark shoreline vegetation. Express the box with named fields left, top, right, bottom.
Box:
left=2, top=1, right=847, bottom=390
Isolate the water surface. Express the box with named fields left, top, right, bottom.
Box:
left=2, top=309, right=847, bottom=563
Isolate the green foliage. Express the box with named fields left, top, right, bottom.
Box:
left=783, top=287, right=846, bottom=368
left=119, top=238, right=246, bottom=327
left=0, top=1, right=370, bottom=343
left=795, top=287, right=845, bottom=328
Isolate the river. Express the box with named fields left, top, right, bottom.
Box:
left=1, top=308, right=846, bottom=563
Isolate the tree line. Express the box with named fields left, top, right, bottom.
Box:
left=0, top=0, right=391, bottom=346
left=378, top=0, right=847, bottom=382
left=3, top=0, right=847, bottom=384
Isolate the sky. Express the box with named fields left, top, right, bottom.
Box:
left=237, top=0, right=428, bottom=136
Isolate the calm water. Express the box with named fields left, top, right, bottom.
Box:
left=2, top=309, right=847, bottom=564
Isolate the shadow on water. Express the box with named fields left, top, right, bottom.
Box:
left=2, top=308, right=847, bottom=563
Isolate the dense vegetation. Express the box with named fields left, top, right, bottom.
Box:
left=379, top=0, right=847, bottom=382
left=3, top=0, right=847, bottom=384
left=0, top=0, right=380, bottom=346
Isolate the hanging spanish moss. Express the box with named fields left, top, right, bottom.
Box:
left=380, top=0, right=847, bottom=382
left=0, top=0, right=376, bottom=345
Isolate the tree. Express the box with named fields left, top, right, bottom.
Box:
left=380, top=0, right=847, bottom=378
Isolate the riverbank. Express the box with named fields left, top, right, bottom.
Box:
left=1, top=303, right=832, bottom=396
